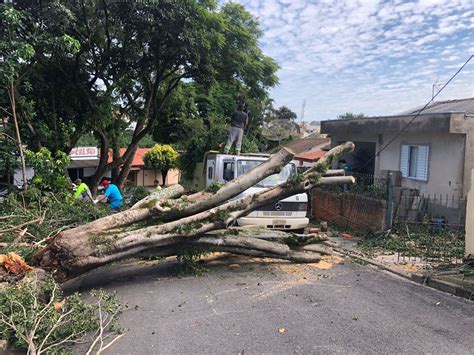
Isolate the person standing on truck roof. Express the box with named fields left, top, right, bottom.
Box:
left=224, top=103, right=248, bottom=156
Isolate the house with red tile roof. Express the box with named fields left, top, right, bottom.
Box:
left=67, top=147, right=180, bottom=187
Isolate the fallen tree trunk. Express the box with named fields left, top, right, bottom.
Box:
left=137, top=234, right=323, bottom=263
left=53, top=147, right=295, bottom=244
left=34, top=142, right=355, bottom=281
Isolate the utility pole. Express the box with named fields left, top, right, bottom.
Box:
left=300, top=99, right=306, bottom=122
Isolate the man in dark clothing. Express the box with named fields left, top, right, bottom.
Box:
left=224, top=103, right=248, bottom=155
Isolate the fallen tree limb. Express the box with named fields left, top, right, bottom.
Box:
left=53, top=147, right=296, bottom=245
left=0, top=217, right=44, bottom=234
left=136, top=234, right=323, bottom=264
left=131, top=184, right=185, bottom=209
left=34, top=142, right=355, bottom=281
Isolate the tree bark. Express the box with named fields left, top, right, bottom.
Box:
left=35, top=142, right=355, bottom=281
left=89, top=132, right=110, bottom=196
left=56, top=146, right=298, bottom=244
left=8, top=81, right=28, bottom=191
left=161, top=169, right=168, bottom=186
left=115, top=144, right=137, bottom=190
left=111, top=142, right=121, bottom=183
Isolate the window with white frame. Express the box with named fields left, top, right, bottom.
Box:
left=400, top=144, right=429, bottom=181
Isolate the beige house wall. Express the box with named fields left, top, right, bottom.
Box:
left=462, top=130, right=474, bottom=196
left=466, top=169, right=474, bottom=258
left=330, top=131, right=466, bottom=197
left=378, top=132, right=465, bottom=197
left=135, top=168, right=180, bottom=187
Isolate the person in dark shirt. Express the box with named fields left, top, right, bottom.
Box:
left=224, top=103, right=248, bottom=155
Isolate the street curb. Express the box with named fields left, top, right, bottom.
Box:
left=333, top=247, right=474, bottom=301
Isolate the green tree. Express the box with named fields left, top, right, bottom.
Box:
left=179, top=116, right=259, bottom=179
left=9, top=1, right=278, bottom=194
left=337, top=112, right=368, bottom=119
left=0, top=4, right=81, bottom=190
left=0, top=6, right=36, bottom=190
left=0, top=117, right=20, bottom=189
left=25, top=147, right=71, bottom=192
left=143, top=144, right=179, bottom=186
left=274, top=106, right=297, bottom=121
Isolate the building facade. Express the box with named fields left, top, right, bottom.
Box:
left=321, top=98, right=474, bottom=198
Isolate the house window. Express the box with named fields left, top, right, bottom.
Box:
left=400, top=145, right=429, bottom=181
left=408, top=146, right=418, bottom=178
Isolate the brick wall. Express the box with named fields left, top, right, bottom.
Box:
left=312, top=189, right=387, bottom=232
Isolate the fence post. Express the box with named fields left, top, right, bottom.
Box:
left=465, top=169, right=474, bottom=260
left=385, top=173, right=394, bottom=230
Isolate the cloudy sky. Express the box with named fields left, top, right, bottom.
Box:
left=229, top=0, right=473, bottom=121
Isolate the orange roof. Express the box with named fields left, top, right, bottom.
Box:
left=294, top=150, right=325, bottom=162
left=107, top=147, right=150, bottom=166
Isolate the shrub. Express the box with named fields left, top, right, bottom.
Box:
left=123, top=185, right=150, bottom=206
left=180, top=124, right=259, bottom=180
left=143, top=144, right=179, bottom=186
left=25, top=147, right=71, bottom=192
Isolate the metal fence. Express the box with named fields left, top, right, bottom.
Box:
left=363, top=222, right=466, bottom=266
left=319, top=172, right=388, bottom=200
left=394, top=192, right=466, bottom=229
left=314, top=171, right=467, bottom=266
left=391, top=192, right=466, bottom=266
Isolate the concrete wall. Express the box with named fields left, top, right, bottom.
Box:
left=450, top=114, right=474, bottom=196
left=312, top=189, right=387, bottom=232
left=13, top=167, right=34, bottom=187
left=136, top=168, right=180, bottom=186
left=328, top=126, right=467, bottom=197
left=466, top=169, right=474, bottom=259
left=378, top=131, right=465, bottom=197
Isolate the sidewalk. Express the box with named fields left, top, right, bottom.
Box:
left=323, top=234, right=474, bottom=300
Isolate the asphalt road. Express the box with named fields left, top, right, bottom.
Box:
left=66, top=255, right=474, bottom=355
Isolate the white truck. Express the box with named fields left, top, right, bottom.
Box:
left=184, top=152, right=309, bottom=232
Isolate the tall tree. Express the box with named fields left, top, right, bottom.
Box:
left=9, top=1, right=278, bottom=193
left=337, top=112, right=368, bottom=120
left=0, top=6, right=36, bottom=190
left=274, top=106, right=297, bottom=121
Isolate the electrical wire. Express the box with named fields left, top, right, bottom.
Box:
left=358, top=54, right=473, bottom=169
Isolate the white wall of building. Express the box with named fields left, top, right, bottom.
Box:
left=378, top=132, right=465, bottom=197
left=331, top=131, right=466, bottom=197
left=13, top=167, right=35, bottom=187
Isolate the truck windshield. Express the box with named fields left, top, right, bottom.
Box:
left=236, top=160, right=296, bottom=187
left=236, top=160, right=262, bottom=176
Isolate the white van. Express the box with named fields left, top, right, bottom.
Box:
left=184, top=152, right=309, bottom=232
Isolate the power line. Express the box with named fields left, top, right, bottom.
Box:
left=360, top=54, right=473, bottom=168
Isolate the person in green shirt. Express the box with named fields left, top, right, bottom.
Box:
left=73, top=179, right=93, bottom=202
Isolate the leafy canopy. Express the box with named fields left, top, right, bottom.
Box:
left=25, top=147, right=71, bottom=192
left=144, top=144, right=179, bottom=172
left=337, top=112, right=368, bottom=120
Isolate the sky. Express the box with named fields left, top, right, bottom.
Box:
left=228, top=0, right=474, bottom=121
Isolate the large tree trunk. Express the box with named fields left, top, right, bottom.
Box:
left=115, top=145, right=138, bottom=190
left=161, top=169, right=168, bottom=186
left=35, top=142, right=355, bottom=281
left=89, top=132, right=110, bottom=196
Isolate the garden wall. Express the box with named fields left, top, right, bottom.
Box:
left=312, top=189, right=388, bottom=232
